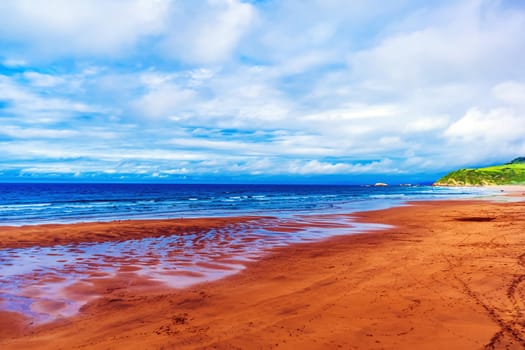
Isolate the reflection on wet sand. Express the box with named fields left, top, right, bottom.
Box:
left=0, top=214, right=387, bottom=324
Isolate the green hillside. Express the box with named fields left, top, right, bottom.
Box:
left=434, top=158, right=525, bottom=186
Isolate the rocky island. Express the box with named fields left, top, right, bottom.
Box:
left=434, top=157, right=525, bottom=186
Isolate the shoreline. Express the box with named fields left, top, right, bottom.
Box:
left=1, top=184, right=514, bottom=230
left=2, top=184, right=521, bottom=248
left=1, top=196, right=525, bottom=348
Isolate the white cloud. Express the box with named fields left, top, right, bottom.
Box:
left=286, top=159, right=397, bottom=175
left=493, top=81, right=525, bottom=106
left=168, top=133, right=336, bottom=157
left=0, top=0, right=257, bottom=64
left=0, top=74, right=96, bottom=123
left=445, top=107, right=525, bottom=144
left=0, top=0, right=169, bottom=57
left=287, top=160, right=352, bottom=175
left=350, top=1, right=525, bottom=88
left=23, top=72, right=65, bottom=87
left=403, top=117, right=449, bottom=133
left=0, top=126, right=78, bottom=139
left=2, top=58, right=27, bottom=67
left=161, top=0, right=255, bottom=64
left=161, top=168, right=189, bottom=175
left=443, top=105, right=525, bottom=164
left=303, top=105, right=398, bottom=121
left=135, top=83, right=196, bottom=118
left=2, top=1, right=525, bottom=179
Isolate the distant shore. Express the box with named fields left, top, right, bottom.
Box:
left=1, top=193, right=525, bottom=348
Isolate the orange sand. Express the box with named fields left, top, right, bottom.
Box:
left=2, top=199, right=525, bottom=349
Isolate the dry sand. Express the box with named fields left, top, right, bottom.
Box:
left=1, top=197, right=525, bottom=349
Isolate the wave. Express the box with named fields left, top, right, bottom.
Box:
left=369, top=194, right=407, bottom=199
left=0, top=184, right=497, bottom=226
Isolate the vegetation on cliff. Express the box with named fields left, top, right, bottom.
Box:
left=434, top=158, right=525, bottom=186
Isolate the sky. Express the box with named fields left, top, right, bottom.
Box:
left=1, top=0, right=525, bottom=184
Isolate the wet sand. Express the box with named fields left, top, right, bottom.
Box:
left=0, top=217, right=261, bottom=249
left=0, top=214, right=380, bottom=325
left=2, top=198, right=525, bottom=349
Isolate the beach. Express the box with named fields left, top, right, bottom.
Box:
left=3, top=1, right=524, bottom=348
left=1, top=196, right=525, bottom=349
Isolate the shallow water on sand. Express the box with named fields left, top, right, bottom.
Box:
left=0, top=214, right=388, bottom=324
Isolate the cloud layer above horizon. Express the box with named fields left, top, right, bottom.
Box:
left=1, top=0, right=525, bottom=183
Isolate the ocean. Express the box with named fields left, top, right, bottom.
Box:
left=0, top=183, right=497, bottom=226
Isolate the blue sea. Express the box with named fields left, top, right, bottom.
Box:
left=0, top=183, right=498, bottom=226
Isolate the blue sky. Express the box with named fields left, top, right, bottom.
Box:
left=1, top=0, right=525, bottom=184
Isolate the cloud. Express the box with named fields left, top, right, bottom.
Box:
left=403, top=117, right=449, bottom=133
left=135, top=82, right=196, bottom=119
left=287, top=160, right=352, bottom=175
left=493, top=81, right=525, bottom=106
left=0, top=126, right=78, bottom=139
left=350, top=1, right=525, bottom=88
left=0, top=0, right=258, bottom=64
left=286, top=159, right=398, bottom=175
left=443, top=105, right=525, bottom=164
left=1, top=1, right=525, bottom=181
left=445, top=107, right=525, bottom=144
left=0, top=74, right=96, bottom=123
left=2, top=58, right=27, bottom=67
left=161, top=0, right=256, bottom=64
left=303, top=105, right=398, bottom=121
left=0, top=0, right=170, bottom=58
left=23, top=72, right=65, bottom=87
